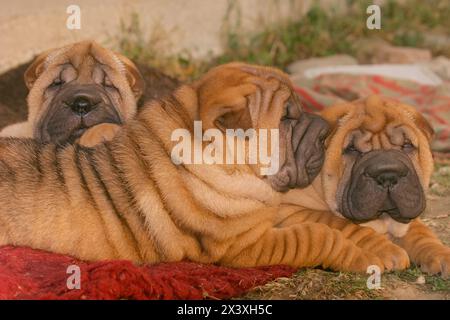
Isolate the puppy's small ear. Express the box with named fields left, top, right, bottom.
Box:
left=203, top=99, right=253, bottom=132
left=319, top=102, right=351, bottom=130
left=398, top=102, right=435, bottom=142
left=195, top=81, right=256, bottom=131
left=24, top=51, right=52, bottom=89
left=413, top=112, right=435, bottom=142
left=115, top=53, right=145, bottom=100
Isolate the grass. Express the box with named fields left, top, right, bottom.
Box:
left=113, top=0, right=450, bottom=81
left=425, top=274, right=450, bottom=292
left=392, top=266, right=450, bottom=292
left=240, top=269, right=383, bottom=300
left=240, top=266, right=449, bottom=300
left=114, top=13, right=208, bottom=80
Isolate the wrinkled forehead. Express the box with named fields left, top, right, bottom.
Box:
left=45, top=42, right=122, bottom=72
left=208, top=64, right=294, bottom=90
left=44, top=43, right=89, bottom=68
left=198, top=64, right=299, bottom=109
left=342, top=115, right=418, bottom=152
left=238, top=63, right=292, bottom=85
left=44, top=45, right=125, bottom=83
left=237, top=64, right=301, bottom=107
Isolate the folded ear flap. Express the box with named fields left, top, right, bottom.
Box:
left=413, top=111, right=435, bottom=142
left=319, top=102, right=352, bottom=130
left=204, top=101, right=253, bottom=132
left=24, top=50, right=52, bottom=89
left=115, top=53, right=146, bottom=100
left=197, top=84, right=256, bottom=131
left=398, top=102, right=435, bottom=142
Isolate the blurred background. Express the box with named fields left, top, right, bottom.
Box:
left=0, top=0, right=449, bottom=78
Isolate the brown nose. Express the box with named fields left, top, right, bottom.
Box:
left=365, top=158, right=408, bottom=189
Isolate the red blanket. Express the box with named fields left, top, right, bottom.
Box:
left=0, top=246, right=295, bottom=300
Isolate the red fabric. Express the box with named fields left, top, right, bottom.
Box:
left=0, top=246, right=295, bottom=300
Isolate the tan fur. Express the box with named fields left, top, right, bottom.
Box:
left=283, top=95, right=450, bottom=277
left=0, top=41, right=144, bottom=146
left=78, top=123, right=122, bottom=148
left=0, top=64, right=402, bottom=273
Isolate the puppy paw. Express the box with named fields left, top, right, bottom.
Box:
left=78, top=123, right=122, bottom=147
left=375, top=244, right=410, bottom=271
left=417, top=247, right=450, bottom=278
left=347, top=251, right=385, bottom=274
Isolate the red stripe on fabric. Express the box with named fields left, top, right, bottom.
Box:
left=294, top=86, right=325, bottom=111
left=429, top=110, right=448, bottom=125
left=425, top=102, right=450, bottom=113
left=371, top=76, right=416, bottom=95
left=368, top=84, right=381, bottom=94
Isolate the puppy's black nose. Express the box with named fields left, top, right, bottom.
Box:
left=365, top=161, right=408, bottom=188
left=70, top=96, right=95, bottom=116
left=375, top=171, right=400, bottom=188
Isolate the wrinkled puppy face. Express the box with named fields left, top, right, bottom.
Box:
left=341, top=149, right=425, bottom=223
left=195, top=62, right=330, bottom=192
left=321, top=96, right=434, bottom=224
left=25, top=41, right=144, bottom=144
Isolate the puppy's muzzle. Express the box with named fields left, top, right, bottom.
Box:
left=270, top=112, right=329, bottom=192
left=36, top=84, right=121, bottom=144
left=341, top=149, right=425, bottom=224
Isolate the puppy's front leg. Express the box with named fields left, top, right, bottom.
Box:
left=275, top=206, right=410, bottom=271
left=78, top=123, right=122, bottom=147
left=221, top=221, right=384, bottom=273
left=396, top=219, right=450, bottom=278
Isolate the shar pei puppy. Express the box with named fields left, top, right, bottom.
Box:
left=0, top=64, right=404, bottom=273
left=282, top=95, right=450, bottom=277
left=0, top=41, right=145, bottom=147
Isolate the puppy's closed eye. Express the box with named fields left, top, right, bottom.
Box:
left=343, top=143, right=361, bottom=155
left=49, top=78, right=65, bottom=88
left=103, top=77, right=116, bottom=89
left=402, top=140, right=416, bottom=152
